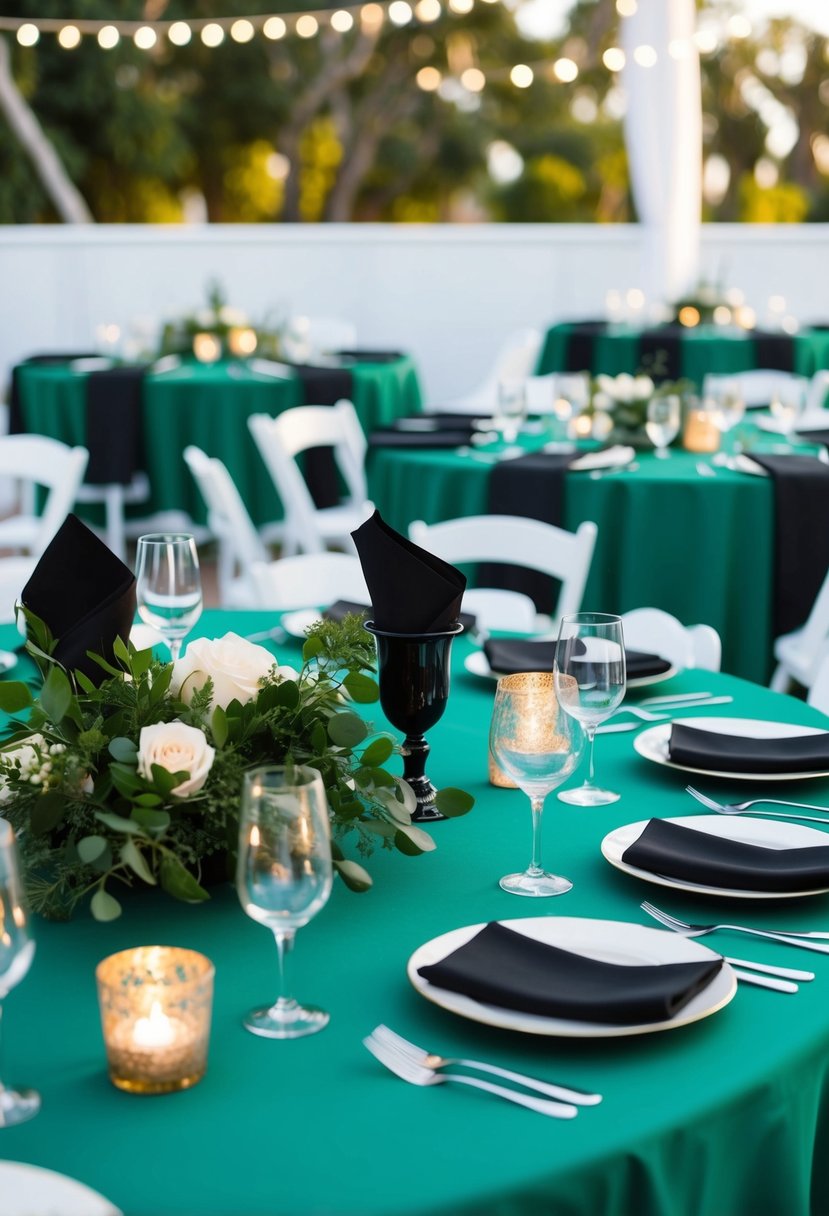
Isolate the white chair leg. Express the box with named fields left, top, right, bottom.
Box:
left=104, top=485, right=126, bottom=559
left=770, top=664, right=792, bottom=693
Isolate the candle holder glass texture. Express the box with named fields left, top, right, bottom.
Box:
left=96, top=946, right=214, bottom=1095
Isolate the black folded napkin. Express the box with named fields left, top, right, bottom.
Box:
left=622, top=817, right=829, bottom=892
left=417, top=921, right=722, bottom=1025
left=20, top=514, right=136, bottom=684
left=368, top=429, right=473, bottom=450
left=668, top=721, right=829, bottom=774
left=85, top=366, right=147, bottom=485
left=748, top=454, right=829, bottom=637
left=351, top=510, right=465, bottom=633
left=394, top=414, right=481, bottom=433
left=483, top=637, right=671, bottom=679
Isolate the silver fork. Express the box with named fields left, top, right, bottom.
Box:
left=363, top=1033, right=578, bottom=1119
left=686, top=784, right=829, bottom=823
left=640, top=901, right=829, bottom=955
left=608, top=698, right=733, bottom=723
left=370, top=1025, right=601, bottom=1105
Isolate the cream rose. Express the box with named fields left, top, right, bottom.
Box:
left=137, top=722, right=215, bottom=798
left=170, top=633, right=297, bottom=711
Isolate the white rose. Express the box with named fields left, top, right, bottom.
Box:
left=633, top=375, right=655, bottom=399
left=613, top=373, right=636, bottom=401
left=137, top=721, right=215, bottom=798
left=170, top=633, right=297, bottom=711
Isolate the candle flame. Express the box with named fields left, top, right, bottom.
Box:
left=133, top=1000, right=175, bottom=1049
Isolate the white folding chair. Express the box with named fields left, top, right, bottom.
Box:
left=248, top=401, right=373, bottom=556
left=0, top=435, right=89, bottom=557
left=702, top=370, right=809, bottom=409
left=250, top=553, right=369, bottom=610
left=184, top=446, right=284, bottom=608
left=807, top=654, right=829, bottom=717
left=435, top=329, right=543, bottom=415
left=621, top=608, right=722, bottom=672
left=281, top=315, right=357, bottom=362
left=0, top=556, right=37, bottom=624
left=806, top=370, right=829, bottom=414
left=771, top=565, right=829, bottom=693
left=408, top=514, right=597, bottom=633
left=74, top=473, right=150, bottom=561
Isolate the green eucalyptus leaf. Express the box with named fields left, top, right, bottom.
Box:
left=159, top=854, right=210, bottom=903
left=434, top=787, right=475, bottom=818
left=360, top=736, right=394, bottom=767
left=150, top=765, right=189, bottom=797
left=394, top=779, right=418, bottom=815
left=375, top=787, right=411, bottom=825
left=342, top=671, right=379, bottom=704
left=327, top=712, right=368, bottom=748
left=30, top=790, right=68, bottom=835
left=131, top=806, right=171, bottom=834
left=212, top=705, right=228, bottom=749
left=109, top=736, right=138, bottom=763
left=120, top=838, right=157, bottom=885
left=94, top=810, right=144, bottom=835
left=77, top=834, right=108, bottom=863
left=112, top=635, right=131, bottom=666
left=74, top=670, right=98, bottom=696
left=394, top=823, right=437, bottom=855
left=0, top=682, right=33, bottom=713
left=40, top=666, right=73, bottom=723
left=334, top=858, right=373, bottom=892
left=90, top=889, right=122, bottom=922
left=303, top=635, right=323, bottom=660
left=134, top=792, right=164, bottom=808
left=363, top=820, right=396, bottom=838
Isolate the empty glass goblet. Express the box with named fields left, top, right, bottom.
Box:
left=496, top=378, right=528, bottom=447
left=0, top=820, right=40, bottom=1127
left=236, top=765, right=333, bottom=1039
left=646, top=394, right=681, bottom=458
left=554, top=612, right=627, bottom=806
left=489, top=672, right=584, bottom=897
left=135, top=533, right=203, bottom=663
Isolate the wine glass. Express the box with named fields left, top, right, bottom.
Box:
left=0, top=820, right=40, bottom=1127
left=646, top=394, right=681, bottom=459
left=496, top=378, right=528, bottom=447
left=489, top=673, right=584, bottom=897
left=709, top=381, right=746, bottom=455
left=769, top=381, right=805, bottom=441
left=236, top=765, right=333, bottom=1039
left=554, top=612, right=627, bottom=806
left=135, top=533, right=203, bottom=662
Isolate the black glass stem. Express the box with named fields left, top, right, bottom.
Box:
left=365, top=621, right=462, bottom=822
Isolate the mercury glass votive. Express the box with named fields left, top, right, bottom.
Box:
left=96, top=946, right=214, bottom=1095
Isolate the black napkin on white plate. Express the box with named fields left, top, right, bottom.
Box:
left=351, top=510, right=465, bottom=632
left=483, top=637, right=671, bottom=680
left=622, top=817, right=829, bottom=892
left=668, top=721, right=829, bottom=774
left=747, top=453, right=829, bottom=637
left=20, top=514, right=136, bottom=684
left=417, top=921, right=722, bottom=1025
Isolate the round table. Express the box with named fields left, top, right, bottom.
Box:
left=4, top=609, right=829, bottom=1216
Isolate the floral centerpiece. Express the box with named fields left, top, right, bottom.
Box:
left=0, top=612, right=472, bottom=922
left=158, top=280, right=282, bottom=362
left=584, top=372, right=691, bottom=447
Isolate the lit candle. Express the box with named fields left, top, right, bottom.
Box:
left=683, top=408, right=720, bottom=453
left=572, top=413, right=594, bottom=439
left=227, top=326, right=258, bottom=357
left=97, top=946, right=214, bottom=1095
left=192, top=332, right=222, bottom=362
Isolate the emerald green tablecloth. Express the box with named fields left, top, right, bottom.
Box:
left=537, top=322, right=829, bottom=389
left=4, top=610, right=829, bottom=1216
left=14, top=357, right=422, bottom=527
left=367, top=439, right=774, bottom=683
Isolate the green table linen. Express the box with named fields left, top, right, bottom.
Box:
left=4, top=610, right=829, bottom=1216
left=367, top=441, right=774, bottom=683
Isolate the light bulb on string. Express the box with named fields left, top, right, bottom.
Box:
left=201, top=23, right=225, bottom=47
left=98, top=25, right=120, bottom=49
left=134, top=26, right=157, bottom=50
left=168, top=22, right=192, bottom=45
left=263, top=16, right=287, bottom=39
left=230, top=19, right=255, bottom=43
left=330, top=10, right=354, bottom=31
left=57, top=25, right=81, bottom=49
left=295, top=14, right=319, bottom=37
left=16, top=23, right=39, bottom=46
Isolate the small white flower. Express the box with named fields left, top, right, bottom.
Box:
left=137, top=721, right=215, bottom=798
left=171, top=633, right=297, bottom=712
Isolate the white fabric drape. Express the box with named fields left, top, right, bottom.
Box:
left=621, top=0, right=702, bottom=307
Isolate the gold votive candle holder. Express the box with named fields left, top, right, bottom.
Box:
left=96, top=946, right=214, bottom=1095
left=683, top=407, right=720, bottom=453
left=489, top=671, right=573, bottom=787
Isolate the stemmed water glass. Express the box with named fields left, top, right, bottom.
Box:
left=554, top=612, right=627, bottom=806
left=646, top=394, right=681, bottom=459
left=489, top=673, right=584, bottom=897
left=135, top=533, right=203, bottom=662
left=496, top=378, right=528, bottom=448
left=0, top=820, right=40, bottom=1127
left=769, top=381, right=805, bottom=442
left=236, top=765, right=333, bottom=1039
left=708, top=381, right=746, bottom=456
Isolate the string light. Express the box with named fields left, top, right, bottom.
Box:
left=553, top=57, right=578, bottom=82
left=16, top=24, right=39, bottom=46
left=168, top=22, right=192, bottom=46
left=416, top=65, right=441, bottom=89
left=602, top=47, right=625, bottom=72
left=134, top=26, right=157, bottom=50
left=330, top=11, right=354, bottom=31
left=460, top=66, right=485, bottom=91
left=57, top=25, right=81, bottom=49
left=510, top=63, right=533, bottom=88
left=201, top=23, right=225, bottom=46
left=230, top=19, right=256, bottom=43
left=388, top=2, right=413, bottom=25
left=263, top=16, right=287, bottom=39
left=296, top=14, right=319, bottom=36
left=98, top=25, right=120, bottom=49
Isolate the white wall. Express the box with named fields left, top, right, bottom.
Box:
left=2, top=223, right=828, bottom=403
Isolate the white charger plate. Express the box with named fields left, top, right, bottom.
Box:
left=464, top=648, right=678, bottom=690
left=0, top=1162, right=121, bottom=1216
left=602, top=813, right=829, bottom=900
left=634, top=716, right=829, bottom=782
left=407, top=916, right=736, bottom=1039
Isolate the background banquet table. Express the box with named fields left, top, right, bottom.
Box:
left=367, top=438, right=775, bottom=683
left=4, top=609, right=829, bottom=1216
left=12, top=355, right=422, bottom=527
left=536, top=321, right=829, bottom=387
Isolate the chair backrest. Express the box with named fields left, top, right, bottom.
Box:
left=250, top=553, right=369, bottom=610
left=183, top=445, right=267, bottom=576
left=408, top=514, right=597, bottom=621
left=807, top=370, right=829, bottom=414
left=248, top=401, right=368, bottom=554
left=434, top=329, right=543, bottom=414
left=702, top=370, right=808, bottom=408
left=0, top=435, right=89, bottom=555
left=807, top=653, right=829, bottom=716
left=0, top=557, right=37, bottom=624
left=621, top=608, right=722, bottom=672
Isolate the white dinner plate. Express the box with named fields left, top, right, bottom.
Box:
left=0, top=649, right=17, bottom=673
left=407, top=916, right=736, bottom=1039
left=0, top=1162, right=122, bottom=1216
left=634, top=716, right=829, bottom=782
left=602, top=813, right=829, bottom=900
left=281, top=609, right=322, bottom=639
left=463, top=648, right=678, bottom=689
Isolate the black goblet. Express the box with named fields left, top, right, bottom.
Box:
left=365, top=621, right=463, bottom=822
